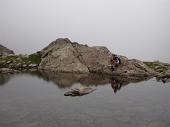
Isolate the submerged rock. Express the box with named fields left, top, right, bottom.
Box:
left=64, top=87, right=96, bottom=96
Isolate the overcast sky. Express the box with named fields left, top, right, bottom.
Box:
left=0, top=0, right=170, bottom=62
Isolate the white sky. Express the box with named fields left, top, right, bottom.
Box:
left=0, top=0, right=170, bottom=62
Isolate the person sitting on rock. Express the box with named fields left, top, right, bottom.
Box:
left=110, top=54, right=121, bottom=71
left=114, top=55, right=121, bottom=66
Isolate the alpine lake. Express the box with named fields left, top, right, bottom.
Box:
left=0, top=71, right=170, bottom=127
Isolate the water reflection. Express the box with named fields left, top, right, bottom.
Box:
left=111, top=78, right=122, bottom=93
left=0, top=74, right=13, bottom=86
left=39, top=71, right=110, bottom=88
left=0, top=71, right=153, bottom=93
left=1, top=71, right=169, bottom=93
left=0, top=71, right=170, bottom=127
left=156, top=76, right=170, bottom=84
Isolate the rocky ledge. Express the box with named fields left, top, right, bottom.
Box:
left=0, top=38, right=170, bottom=80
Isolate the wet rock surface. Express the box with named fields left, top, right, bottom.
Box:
left=64, top=87, right=96, bottom=96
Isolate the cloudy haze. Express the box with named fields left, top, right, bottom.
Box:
left=0, top=0, right=170, bottom=62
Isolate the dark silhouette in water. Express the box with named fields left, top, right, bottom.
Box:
left=111, top=77, right=122, bottom=93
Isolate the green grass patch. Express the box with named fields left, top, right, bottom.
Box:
left=28, top=53, right=41, bottom=64
left=144, top=61, right=168, bottom=73
left=20, top=53, right=41, bottom=64
left=0, top=53, right=41, bottom=69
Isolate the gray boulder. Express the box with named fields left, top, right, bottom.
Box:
left=0, top=44, right=14, bottom=56
left=38, top=38, right=154, bottom=76
left=39, top=38, right=90, bottom=73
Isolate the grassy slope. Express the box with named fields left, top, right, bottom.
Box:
left=0, top=53, right=41, bottom=69
left=144, top=61, right=169, bottom=74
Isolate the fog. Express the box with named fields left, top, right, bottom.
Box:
left=0, top=0, right=170, bottom=62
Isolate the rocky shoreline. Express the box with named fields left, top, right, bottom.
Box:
left=0, top=38, right=170, bottom=82
left=0, top=53, right=41, bottom=74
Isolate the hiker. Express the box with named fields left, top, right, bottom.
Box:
left=110, top=54, right=121, bottom=71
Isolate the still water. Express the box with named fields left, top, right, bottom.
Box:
left=0, top=72, right=170, bottom=127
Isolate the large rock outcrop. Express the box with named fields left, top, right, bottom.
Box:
left=39, top=38, right=154, bottom=76
left=0, top=44, right=14, bottom=56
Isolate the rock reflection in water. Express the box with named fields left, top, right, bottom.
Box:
left=0, top=74, right=13, bottom=86
left=110, top=76, right=152, bottom=93
left=0, top=71, right=154, bottom=93
left=38, top=71, right=152, bottom=93
left=39, top=71, right=110, bottom=88
left=156, top=76, right=170, bottom=84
